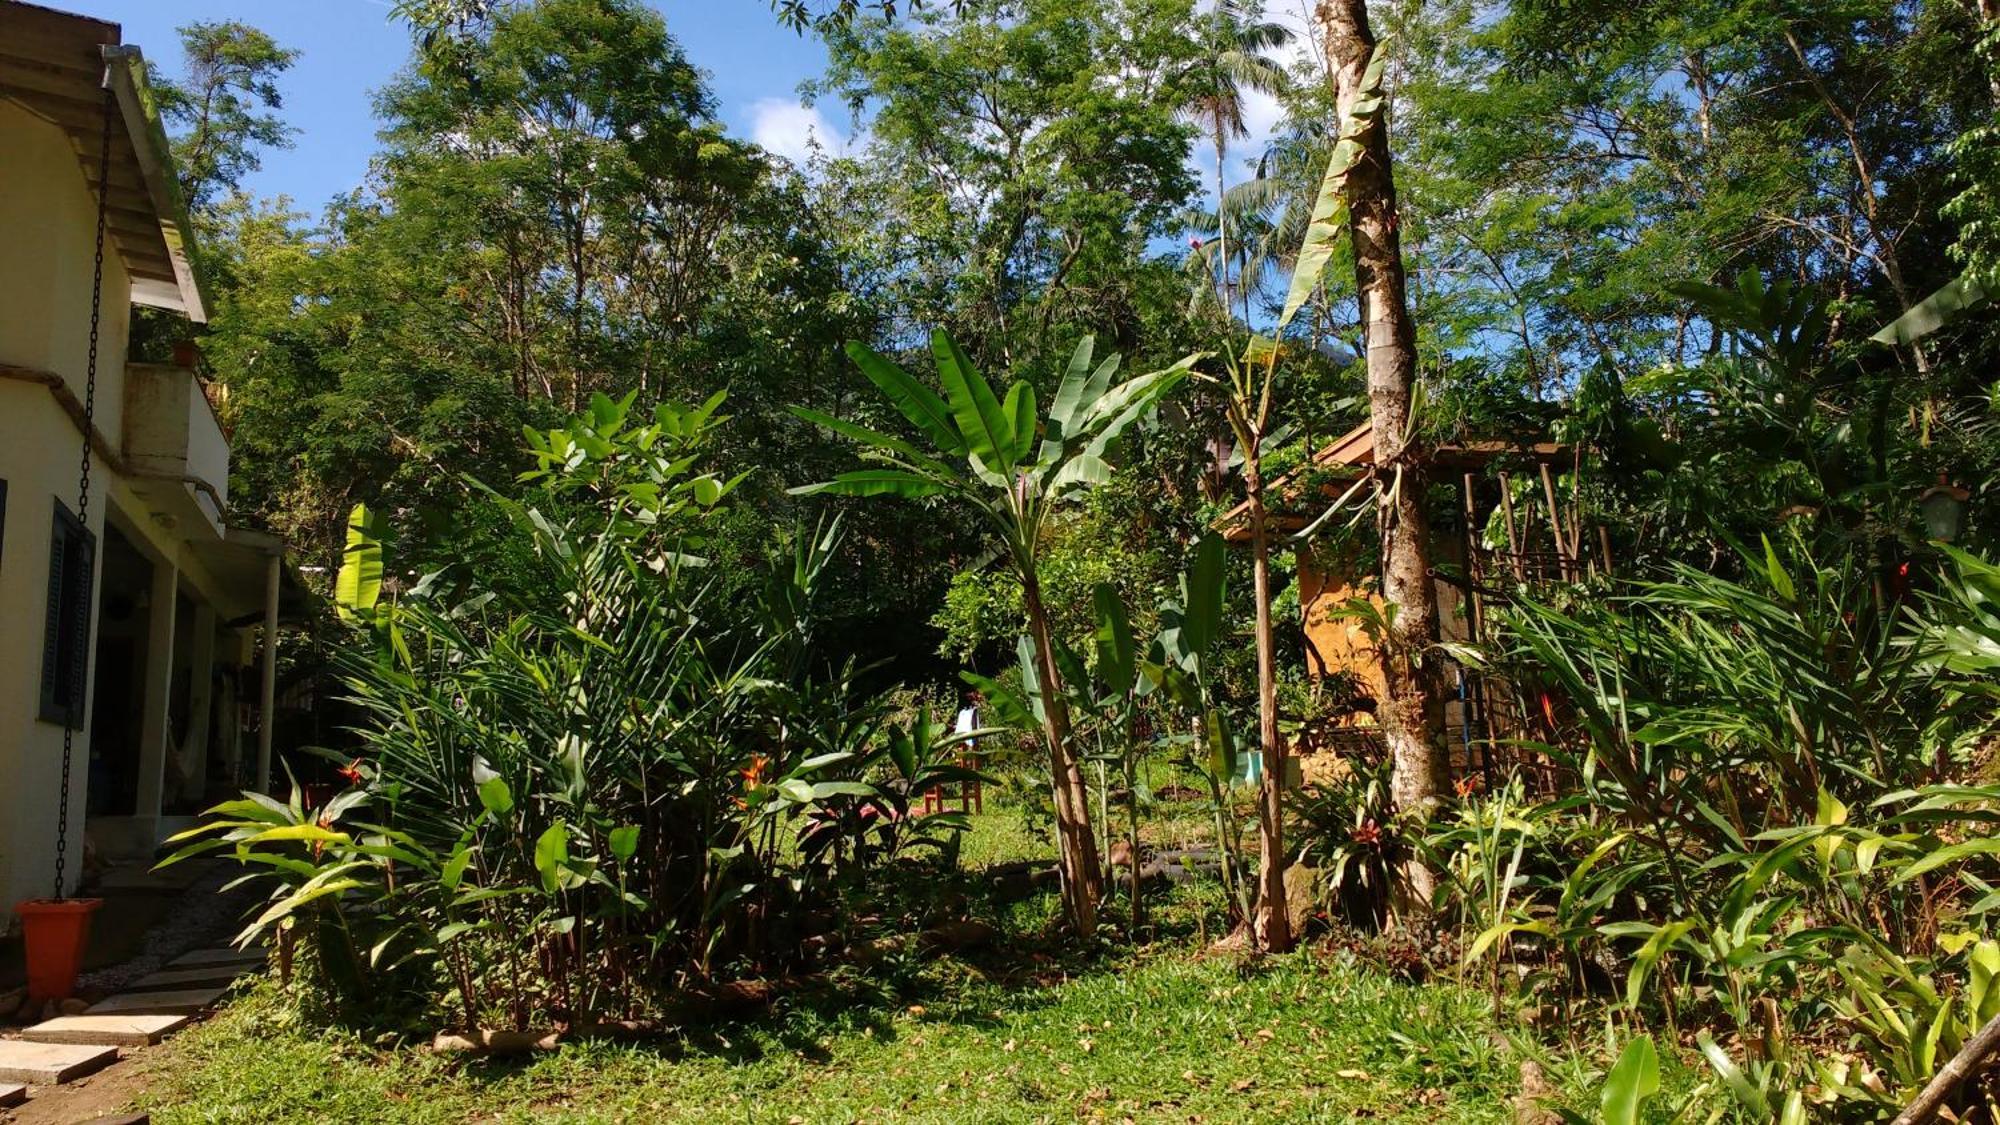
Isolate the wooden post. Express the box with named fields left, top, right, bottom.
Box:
left=1568, top=448, right=1585, bottom=563
left=1498, top=471, right=1525, bottom=581
left=1461, top=473, right=1494, bottom=785
left=1538, top=463, right=1570, bottom=580
left=1460, top=473, right=1484, bottom=626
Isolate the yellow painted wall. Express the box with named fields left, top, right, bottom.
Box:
left=0, top=98, right=132, bottom=911
left=1297, top=539, right=1472, bottom=712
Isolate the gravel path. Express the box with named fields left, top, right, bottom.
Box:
left=73, top=861, right=262, bottom=997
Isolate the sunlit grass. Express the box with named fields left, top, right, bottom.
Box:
left=144, top=944, right=1547, bottom=1124
left=137, top=779, right=1611, bottom=1123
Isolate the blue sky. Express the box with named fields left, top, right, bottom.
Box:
left=80, top=0, right=846, bottom=211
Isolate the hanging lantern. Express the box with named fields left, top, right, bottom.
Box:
left=1919, top=475, right=1971, bottom=542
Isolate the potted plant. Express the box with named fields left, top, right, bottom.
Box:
left=15, top=897, right=101, bottom=1002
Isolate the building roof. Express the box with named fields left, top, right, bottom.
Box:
left=1216, top=421, right=1570, bottom=542
left=0, top=0, right=209, bottom=321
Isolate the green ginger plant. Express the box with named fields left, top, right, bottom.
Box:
left=1437, top=534, right=2000, bottom=1119
left=172, top=391, right=980, bottom=1027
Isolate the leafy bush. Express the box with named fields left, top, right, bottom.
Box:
left=170, top=392, right=985, bottom=1027
left=1412, top=536, right=2000, bottom=1117
left=1274, top=535, right=2000, bottom=1117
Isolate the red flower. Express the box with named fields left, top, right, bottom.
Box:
left=1352, top=819, right=1382, bottom=846
left=735, top=755, right=770, bottom=810
left=311, top=810, right=337, bottom=859
left=335, top=759, right=365, bottom=785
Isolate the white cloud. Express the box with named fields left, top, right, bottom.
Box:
left=749, top=98, right=847, bottom=165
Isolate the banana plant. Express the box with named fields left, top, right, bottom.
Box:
left=792, top=331, right=1199, bottom=933
left=1144, top=532, right=1256, bottom=923
left=334, top=502, right=385, bottom=626
left=1089, top=582, right=1151, bottom=932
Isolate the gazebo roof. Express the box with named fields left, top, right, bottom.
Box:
left=1216, top=421, right=1568, bottom=542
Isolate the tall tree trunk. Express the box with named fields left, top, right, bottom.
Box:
left=1023, top=571, right=1104, bottom=932
left=1319, top=0, right=1448, bottom=914
left=1245, top=445, right=1293, bottom=951
left=1214, top=121, right=1232, bottom=317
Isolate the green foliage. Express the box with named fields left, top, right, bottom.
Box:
left=810, top=0, right=1206, bottom=357
left=192, top=0, right=880, bottom=619
left=1396, top=531, right=2000, bottom=1119
left=333, top=503, right=385, bottom=625
left=175, top=396, right=981, bottom=1024
left=1294, top=755, right=1410, bottom=930
left=130, top=0, right=2000, bottom=1111
left=1275, top=37, right=1388, bottom=331
left=161, top=781, right=393, bottom=1004
left=1595, top=1035, right=1659, bottom=1125
left=149, top=20, right=299, bottom=212
left=797, top=334, right=1194, bottom=538
left=1912, top=545, right=2000, bottom=689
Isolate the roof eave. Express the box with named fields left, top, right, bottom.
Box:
left=101, top=44, right=208, bottom=324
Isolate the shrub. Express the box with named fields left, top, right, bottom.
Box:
left=169, top=393, right=984, bottom=1027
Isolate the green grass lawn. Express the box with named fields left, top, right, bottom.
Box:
left=136, top=808, right=1592, bottom=1123
left=145, top=951, right=1551, bottom=1123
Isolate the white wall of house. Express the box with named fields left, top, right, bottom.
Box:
left=1, top=28, right=288, bottom=917
left=0, top=97, right=132, bottom=911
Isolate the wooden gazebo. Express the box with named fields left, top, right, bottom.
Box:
left=1218, top=421, right=1594, bottom=779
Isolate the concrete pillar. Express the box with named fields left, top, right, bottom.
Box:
left=256, top=551, right=279, bottom=794
left=220, top=630, right=250, bottom=785
left=182, top=602, right=217, bottom=801
left=134, top=556, right=179, bottom=820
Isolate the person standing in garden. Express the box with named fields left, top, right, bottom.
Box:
left=952, top=691, right=984, bottom=815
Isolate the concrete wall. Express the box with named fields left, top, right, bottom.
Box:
left=185, top=382, right=229, bottom=527
left=0, top=98, right=133, bottom=912
left=124, top=363, right=230, bottom=537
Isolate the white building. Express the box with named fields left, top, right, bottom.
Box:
left=0, top=0, right=301, bottom=914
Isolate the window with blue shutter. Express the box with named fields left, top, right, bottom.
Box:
left=38, top=499, right=94, bottom=728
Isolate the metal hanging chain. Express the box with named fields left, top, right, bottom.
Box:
left=54, top=82, right=115, bottom=901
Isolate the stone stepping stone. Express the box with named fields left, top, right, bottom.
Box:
left=21, top=1013, right=191, bottom=1048
left=0, top=1082, right=24, bottom=1108
left=86, top=985, right=230, bottom=1016
left=130, top=963, right=253, bottom=990
left=167, top=947, right=264, bottom=969
left=0, top=1040, right=119, bottom=1084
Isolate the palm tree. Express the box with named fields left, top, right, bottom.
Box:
left=1181, top=0, right=1293, bottom=323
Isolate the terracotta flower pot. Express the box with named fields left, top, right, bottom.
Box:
left=15, top=898, right=101, bottom=1002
